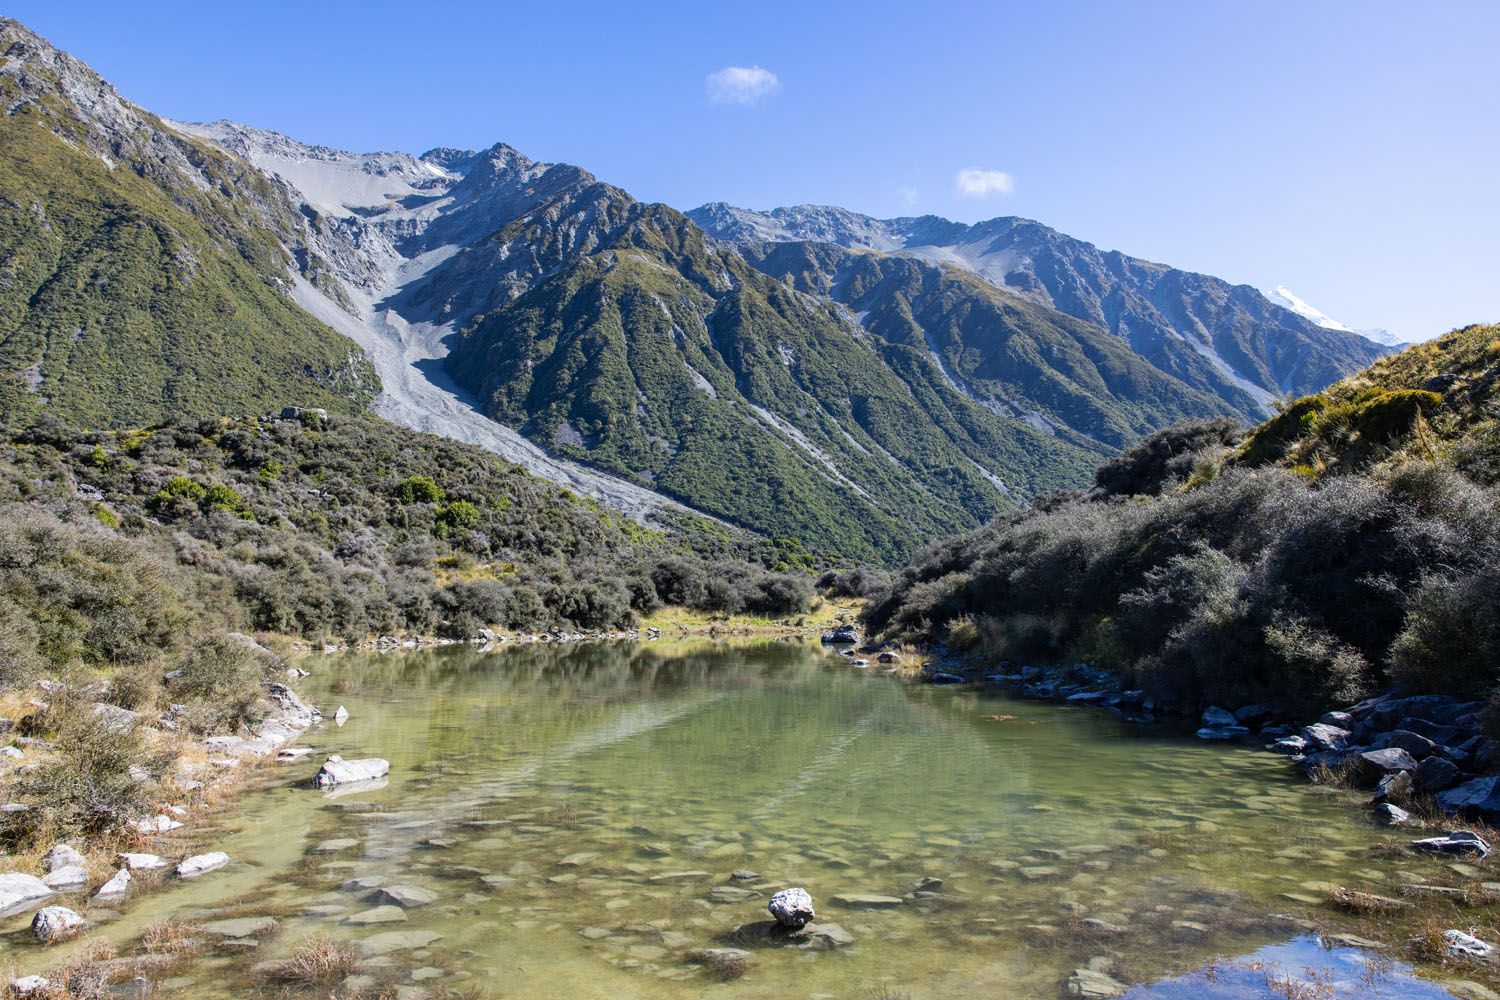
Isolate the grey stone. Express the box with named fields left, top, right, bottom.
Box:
left=1415, top=755, right=1462, bottom=793
left=1373, top=803, right=1412, bottom=826
left=94, top=869, right=131, bottom=901
left=1301, top=723, right=1352, bottom=751
left=1410, top=832, right=1491, bottom=859
left=313, top=755, right=389, bottom=788
left=0, top=873, right=54, bottom=918
left=830, top=893, right=904, bottom=908
left=1444, top=929, right=1495, bottom=958
left=345, top=905, right=407, bottom=925
left=43, top=844, right=85, bottom=873
left=176, top=852, right=229, bottom=878
left=200, top=917, right=279, bottom=938
left=357, top=930, right=443, bottom=957
left=41, top=865, right=87, bottom=891
left=1200, top=706, right=1237, bottom=727
left=1438, top=776, right=1500, bottom=824
left=32, top=905, right=86, bottom=943
left=767, top=887, right=815, bottom=928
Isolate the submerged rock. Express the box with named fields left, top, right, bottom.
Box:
left=767, top=887, right=815, bottom=929
left=830, top=893, right=903, bottom=908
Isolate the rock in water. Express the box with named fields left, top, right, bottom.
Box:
left=1373, top=803, right=1411, bottom=826
left=32, top=906, right=86, bottom=943
left=0, top=873, right=54, bottom=918
left=1410, top=832, right=1491, bottom=859
left=334, top=705, right=349, bottom=726
left=94, top=869, right=131, bottom=901
left=768, top=887, right=815, bottom=929
left=9, top=977, right=49, bottom=996
left=313, top=755, right=388, bottom=788
left=176, top=852, right=230, bottom=878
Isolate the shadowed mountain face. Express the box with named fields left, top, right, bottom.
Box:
left=688, top=203, right=1387, bottom=414
left=0, top=17, right=1387, bottom=562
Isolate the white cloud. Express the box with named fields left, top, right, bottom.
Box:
left=955, top=168, right=1015, bottom=198
left=897, top=186, right=919, bottom=207
left=706, top=65, right=781, bottom=106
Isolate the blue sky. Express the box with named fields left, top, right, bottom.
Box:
left=12, top=1, right=1497, bottom=340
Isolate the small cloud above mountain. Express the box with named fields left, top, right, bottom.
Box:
left=705, top=66, right=781, bottom=106
left=955, top=168, right=1015, bottom=198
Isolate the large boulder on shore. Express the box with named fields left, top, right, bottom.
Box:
left=1437, top=776, right=1500, bottom=825
left=767, top=887, right=815, bottom=929
left=313, top=755, right=390, bottom=788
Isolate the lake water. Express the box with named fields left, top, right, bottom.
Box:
left=5, top=640, right=1474, bottom=998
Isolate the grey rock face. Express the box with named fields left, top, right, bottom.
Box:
left=767, top=887, right=815, bottom=929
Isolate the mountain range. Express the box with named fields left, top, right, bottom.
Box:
left=0, top=18, right=1392, bottom=562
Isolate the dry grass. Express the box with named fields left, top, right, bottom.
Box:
left=258, top=934, right=365, bottom=989
left=140, top=920, right=205, bottom=957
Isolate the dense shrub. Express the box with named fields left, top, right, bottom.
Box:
left=867, top=456, right=1500, bottom=715
left=167, top=634, right=275, bottom=733
left=1092, top=418, right=1244, bottom=498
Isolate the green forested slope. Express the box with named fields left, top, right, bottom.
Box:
left=0, top=19, right=376, bottom=428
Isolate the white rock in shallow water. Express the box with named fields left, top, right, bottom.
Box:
left=129, top=814, right=184, bottom=835
left=9, top=976, right=49, bottom=995
left=334, top=705, right=349, bottom=725
left=313, top=755, right=388, bottom=788
left=176, top=852, right=229, bottom=879
left=94, top=869, right=131, bottom=901
left=0, top=873, right=54, bottom=918
left=42, top=843, right=84, bottom=873
left=117, top=852, right=168, bottom=871
left=767, top=887, right=815, bottom=929
left=41, top=865, right=87, bottom=891
left=32, top=905, right=86, bottom=942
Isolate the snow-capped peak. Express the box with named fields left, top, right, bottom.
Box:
left=1266, top=285, right=1407, bottom=348
left=1267, top=285, right=1354, bottom=332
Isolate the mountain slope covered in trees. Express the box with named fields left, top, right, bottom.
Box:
left=0, top=19, right=377, bottom=428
